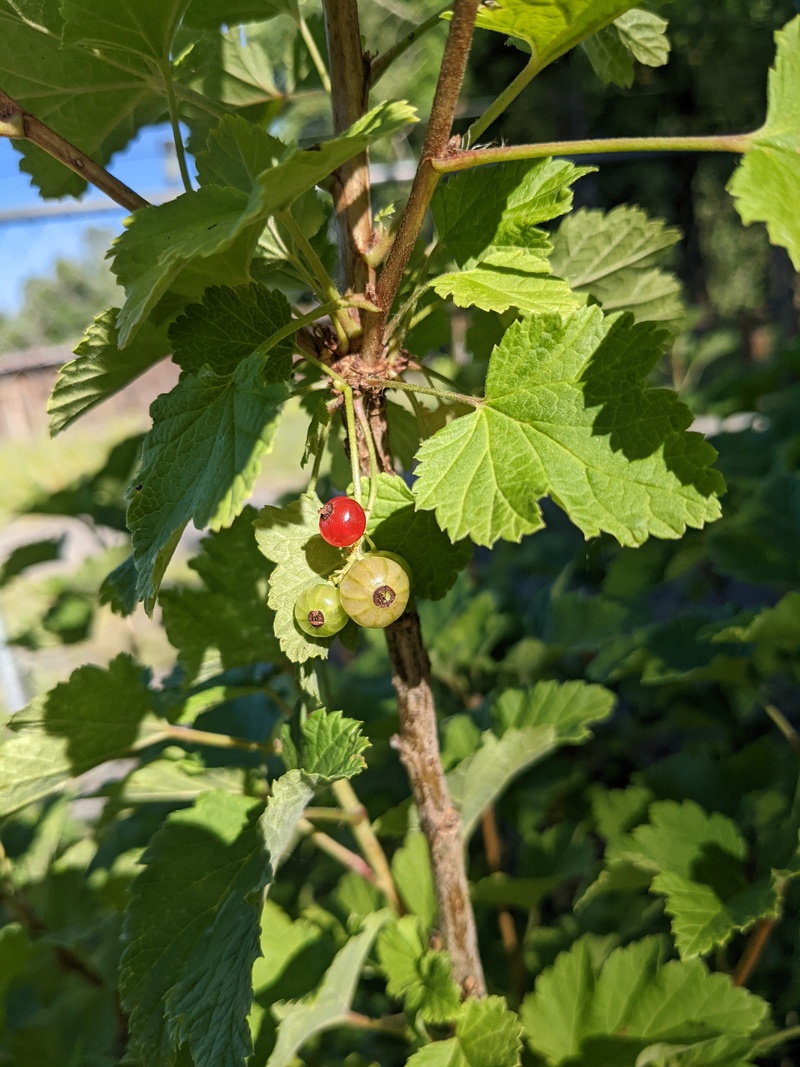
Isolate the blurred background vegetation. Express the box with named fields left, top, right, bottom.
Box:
left=0, top=0, right=797, bottom=705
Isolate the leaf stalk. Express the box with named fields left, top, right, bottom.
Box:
left=332, top=779, right=404, bottom=913
left=436, top=133, right=753, bottom=174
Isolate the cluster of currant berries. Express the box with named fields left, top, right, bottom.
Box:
left=294, top=497, right=412, bottom=638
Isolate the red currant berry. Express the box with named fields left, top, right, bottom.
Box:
left=318, top=496, right=366, bottom=548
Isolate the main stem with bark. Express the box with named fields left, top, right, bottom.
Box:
left=321, top=0, right=486, bottom=996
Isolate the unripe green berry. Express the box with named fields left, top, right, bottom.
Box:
left=294, top=583, right=349, bottom=637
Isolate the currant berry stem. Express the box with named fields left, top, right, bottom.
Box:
left=354, top=396, right=379, bottom=517
left=367, top=377, right=481, bottom=408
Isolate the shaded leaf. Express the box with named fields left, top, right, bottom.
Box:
left=550, top=206, right=683, bottom=325
left=608, top=800, right=780, bottom=958
left=129, top=353, right=287, bottom=608
left=168, top=283, right=294, bottom=378
left=520, top=935, right=769, bottom=1065
left=159, top=508, right=281, bottom=680
left=121, top=792, right=265, bottom=1067
left=0, top=537, right=64, bottom=586
left=391, top=832, right=437, bottom=929
left=0, top=654, right=161, bottom=817
left=583, top=8, right=670, bottom=87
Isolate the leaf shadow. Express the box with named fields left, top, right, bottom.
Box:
left=580, top=314, right=724, bottom=498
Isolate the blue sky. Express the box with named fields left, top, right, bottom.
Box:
left=0, top=126, right=185, bottom=313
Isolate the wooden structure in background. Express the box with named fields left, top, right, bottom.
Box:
left=0, top=344, right=179, bottom=440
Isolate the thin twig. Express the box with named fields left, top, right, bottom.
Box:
left=129, top=723, right=276, bottom=758
left=345, top=1011, right=409, bottom=1036
left=303, top=806, right=359, bottom=824
left=332, top=779, right=404, bottom=914
left=361, top=0, right=481, bottom=365
left=480, top=807, right=525, bottom=1006
left=298, top=817, right=377, bottom=882
left=0, top=89, right=148, bottom=211
left=732, top=916, right=778, bottom=987
left=322, top=0, right=372, bottom=295
left=353, top=396, right=380, bottom=517
left=763, top=703, right=800, bottom=757
left=0, top=883, right=105, bottom=988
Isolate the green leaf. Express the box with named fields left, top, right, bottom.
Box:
left=609, top=800, right=780, bottom=959
left=0, top=537, right=63, bottom=586
left=265, top=911, right=390, bottom=1067
left=391, top=832, right=437, bottom=928
left=168, top=283, right=295, bottom=378
left=159, top=507, right=281, bottom=679
left=251, top=899, right=329, bottom=999
left=0, top=0, right=166, bottom=197
left=713, top=591, right=800, bottom=649
left=121, top=792, right=265, bottom=1067
left=302, top=399, right=332, bottom=470
left=406, top=997, right=523, bottom=1067
left=473, top=0, right=637, bottom=71
left=0, top=654, right=161, bottom=817
left=709, top=471, right=800, bottom=585
left=279, top=709, right=369, bottom=783
left=472, top=826, right=593, bottom=910
left=377, top=916, right=461, bottom=1025
left=583, top=9, right=670, bottom=88
left=413, top=308, right=723, bottom=548
left=448, top=680, right=615, bottom=839
left=115, top=754, right=244, bottom=803
left=111, top=187, right=263, bottom=348
left=728, top=17, right=800, bottom=269
left=253, top=494, right=353, bottom=664
left=61, top=0, right=189, bottom=68
left=365, top=474, right=472, bottom=600
left=430, top=268, right=578, bottom=316
left=0, top=924, right=31, bottom=1028
left=129, top=353, right=287, bottom=608
left=431, top=158, right=590, bottom=314
left=48, top=309, right=172, bottom=435
left=195, top=115, right=285, bottom=192
left=123, top=764, right=345, bottom=1067
left=492, top=679, right=616, bottom=741
left=433, top=159, right=591, bottom=269
left=112, top=101, right=416, bottom=345
left=102, top=526, right=186, bottom=617
left=550, top=206, right=683, bottom=325
left=520, top=935, right=769, bottom=1065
